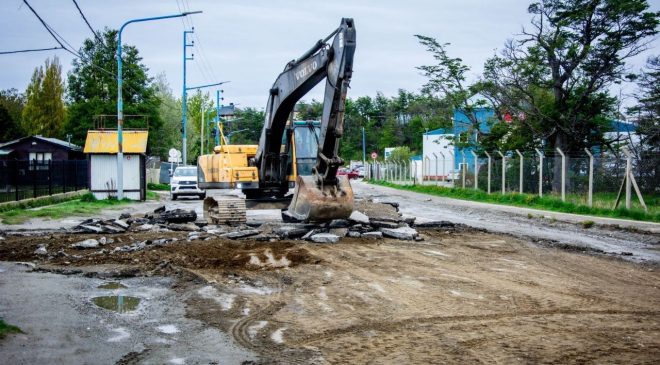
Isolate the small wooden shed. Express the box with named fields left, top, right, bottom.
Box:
left=83, top=130, right=148, bottom=200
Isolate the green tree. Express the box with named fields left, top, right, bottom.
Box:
left=0, top=89, right=25, bottom=141
left=388, top=146, right=413, bottom=162
left=151, top=73, right=182, bottom=159
left=481, top=0, right=658, bottom=155
left=628, top=55, right=660, bottom=151
left=183, top=90, right=214, bottom=163
left=231, top=107, right=265, bottom=145
left=66, top=29, right=161, bottom=149
left=22, top=57, right=66, bottom=137
left=414, top=35, right=489, bottom=146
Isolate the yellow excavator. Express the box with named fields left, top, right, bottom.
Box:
left=197, top=18, right=356, bottom=223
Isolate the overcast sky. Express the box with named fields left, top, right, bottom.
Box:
left=1, top=0, right=658, bottom=110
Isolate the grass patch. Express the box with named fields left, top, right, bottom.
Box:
left=0, top=319, right=23, bottom=339
left=0, top=191, right=86, bottom=213
left=147, top=182, right=170, bottom=191
left=581, top=220, right=595, bottom=228
left=0, top=194, right=132, bottom=225
left=370, top=180, right=660, bottom=223
left=146, top=190, right=159, bottom=200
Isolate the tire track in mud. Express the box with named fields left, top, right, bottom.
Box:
left=230, top=300, right=286, bottom=351
left=289, top=309, right=660, bottom=346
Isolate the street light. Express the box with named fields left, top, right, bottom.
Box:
left=116, top=10, right=201, bottom=200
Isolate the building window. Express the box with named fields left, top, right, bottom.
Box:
left=29, top=152, right=52, bottom=170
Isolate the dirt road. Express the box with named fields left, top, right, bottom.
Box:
left=1, top=223, right=659, bottom=364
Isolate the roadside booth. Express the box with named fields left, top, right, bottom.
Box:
left=83, top=130, right=148, bottom=200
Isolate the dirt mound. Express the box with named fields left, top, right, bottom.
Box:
left=0, top=232, right=319, bottom=273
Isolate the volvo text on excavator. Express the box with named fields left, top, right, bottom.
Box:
left=197, top=18, right=356, bottom=222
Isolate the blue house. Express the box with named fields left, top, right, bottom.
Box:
left=422, top=108, right=495, bottom=174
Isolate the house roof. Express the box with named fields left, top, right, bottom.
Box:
left=0, top=136, right=81, bottom=151
left=0, top=149, right=13, bottom=156
left=83, top=130, right=148, bottom=153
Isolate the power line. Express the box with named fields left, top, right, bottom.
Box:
left=22, top=0, right=183, bottom=115
left=0, top=46, right=63, bottom=55
left=22, top=0, right=66, bottom=49
left=71, top=0, right=102, bottom=44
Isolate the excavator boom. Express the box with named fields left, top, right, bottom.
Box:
left=254, top=18, right=356, bottom=221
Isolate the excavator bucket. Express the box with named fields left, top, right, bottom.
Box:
left=287, top=175, right=354, bottom=222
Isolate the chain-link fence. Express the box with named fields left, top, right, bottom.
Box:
left=0, top=160, right=88, bottom=203
left=366, top=149, right=659, bottom=213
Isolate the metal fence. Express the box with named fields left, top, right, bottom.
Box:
left=366, top=148, right=659, bottom=212
left=0, top=160, right=89, bottom=203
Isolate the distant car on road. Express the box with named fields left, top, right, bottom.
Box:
left=170, top=166, right=206, bottom=200
left=337, top=167, right=359, bottom=180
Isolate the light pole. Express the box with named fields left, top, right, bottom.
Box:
left=183, top=81, right=229, bottom=164
left=117, top=10, right=201, bottom=199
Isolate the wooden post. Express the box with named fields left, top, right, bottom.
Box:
left=497, top=150, right=505, bottom=194
left=556, top=147, right=566, bottom=202
left=484, top=151, right=491, bottom=194
left=516, top=149, right=523, bottom=194
left=535, top=148, right=543, bottom=197
left=461, top=151, right=466, bottom=188
left=584, top=148, right=594, bottom=207
left=471, top=151, right=478, bottom=190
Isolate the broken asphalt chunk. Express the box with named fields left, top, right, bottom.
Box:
left=310, top=233, right=340, bottom=244
left=380, top=226, right=418, bottom=240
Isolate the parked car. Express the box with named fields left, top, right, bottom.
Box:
left=337, top=167, right=359, bottom=180
left=352, top=166, right=365, bottom=178
left=170, top=166, right=206, bottom=200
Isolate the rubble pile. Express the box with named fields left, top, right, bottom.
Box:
left=65, top=200, right=456, bottom=252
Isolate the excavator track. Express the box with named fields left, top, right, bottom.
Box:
left=203, top=197, right=247, bottom=226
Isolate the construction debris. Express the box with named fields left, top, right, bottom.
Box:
left=72, top=239, right=100, bottom=249
left=55, top=199, right=455, bottom=245
left=310, top=233, right=340, bottom=243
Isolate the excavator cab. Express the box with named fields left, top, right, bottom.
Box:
left=291, top=121, right=321, bottom=177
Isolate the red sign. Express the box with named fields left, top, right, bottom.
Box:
left=371, top=152, right=378, bottom=160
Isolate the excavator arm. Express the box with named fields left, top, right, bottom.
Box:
left=251, top=18, right=356, bottom=202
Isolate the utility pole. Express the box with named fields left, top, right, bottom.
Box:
left=362, top=127, right=366, bottom=166
left=216, top=89, right=223, bottom=146
left=181, top=29, right=195, bottom=166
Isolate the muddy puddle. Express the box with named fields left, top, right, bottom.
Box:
left=93, top=295, right=140, bottom=313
